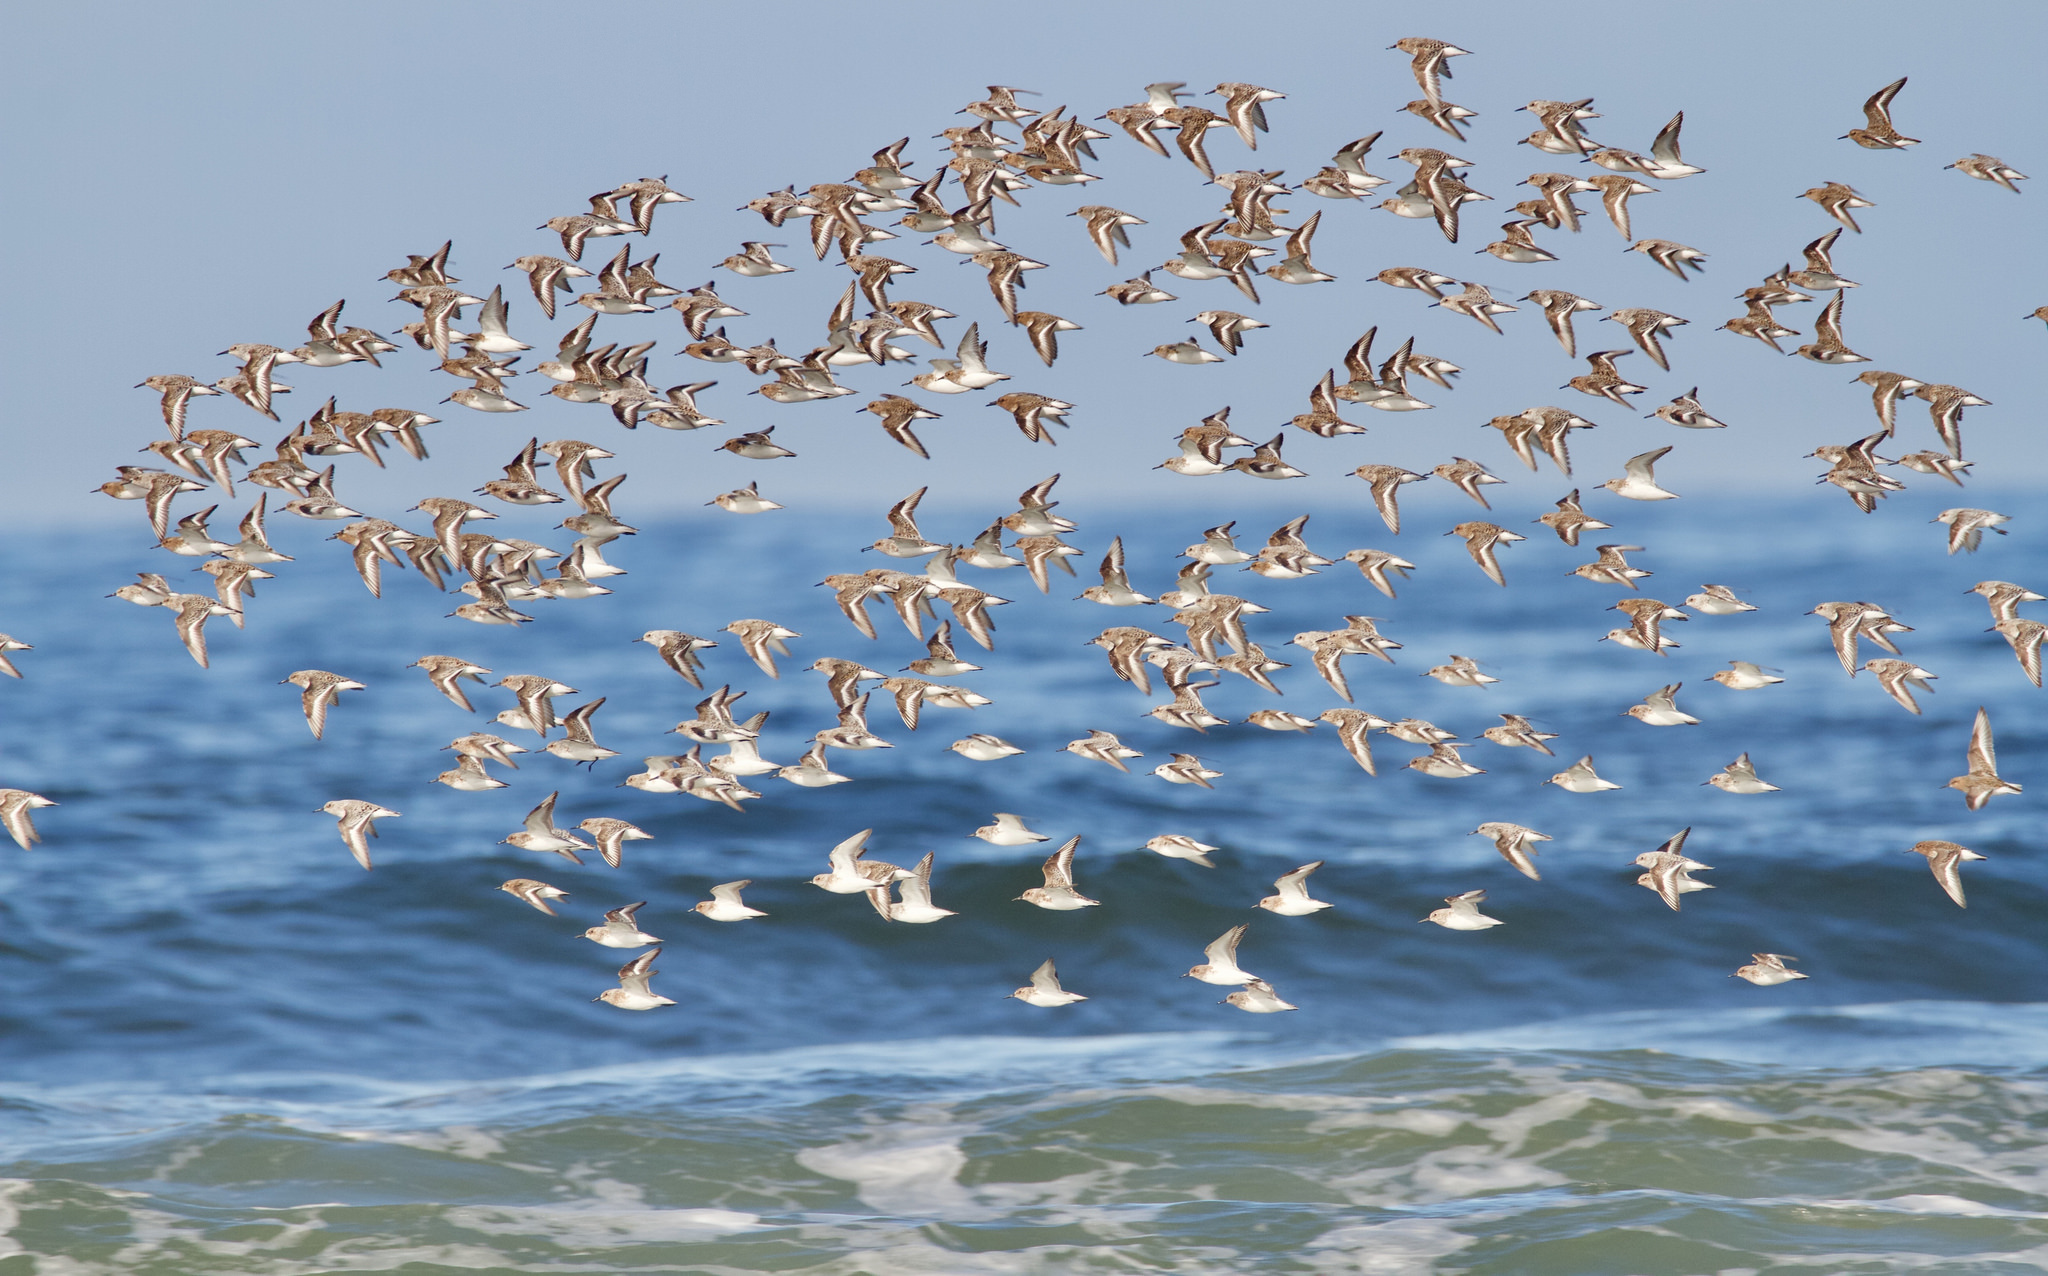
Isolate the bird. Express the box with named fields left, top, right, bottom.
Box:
left=694, top=880, right=767, bottom=922
left=584, top=902, right=662, bottom=949
left=1154, top=753, right=1223, bottom=787
left=1634, top=829, right=1713, bottom=910
left=502, top=792, right=593, bottom=864
left=1905, top=840, right=1984, bottom=908
left=1222, top=979, right=1299, bottom=1013
left=1446, top=521, right=1525, bottom=586
left=1948, top=707, right=2022, bottom=811
left=596, top=949, right=675, bottom=1010
left=1733, top=954, right=1808, bottom=986
left=1866, top=658, right=1938, bottom=714
left=1009, top=959, right=1087, bottom=1007
left=0, top=789, right=57, bottom=851
left=1481, top=714, right=1557, bottom=755
left=723, top=619, right=800, bottom=678
left=1686, top=585, right=1756, bottom=615
left=950, top=733, right=1023, bottom=762
left=498, top=879, right=569, bottom=916
left=1146, top=834, right=1220, bottom=867
left=811, top=829, right=914, bottom=895
left=1602, top=447, right=1679, bottom=501
left=1709, top=661, right=1784, bottom=691
left=1624, top=684, right=1700, bottom=726
left=1802, top=182, right=1876, bottom=233
left=1423, top=890, right=1503, bottom=930
left=1628, top=238, right=1707, bottom=279
left=1064, top=729, right=1143, bottom=772
left=974, top=813, right=1049, bottom=846
left=318, top=799, right=398, bottom=870
left=1947, top=153, right=2028, bottom=192
left=1707, top=753, right=1781, bottom=794
left=871, top=851, right=956, bottom=923
left=578, top=817, right=653, bottom=868
left=1185, top=924, right=1258, bottom=985
left=1547, top=756, right=1621, bottom=793
left=1934, top=508, right=2011, bottom=555
left=1843, top=77, right=1918, bottom=149
left=280, top=670, right=366, bottom=740
left=1472, top=823, right=1551, bottom=880
left=1018, top=836, right=1098, bottom=910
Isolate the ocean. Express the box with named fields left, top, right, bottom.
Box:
left=3, top=485, right=2046, bottom=1274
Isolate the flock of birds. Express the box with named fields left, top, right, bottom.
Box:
left=16, top=48, right=2042, bottom=1013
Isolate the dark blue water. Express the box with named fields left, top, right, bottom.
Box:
left=3, top=485, right=2046, bottom=1271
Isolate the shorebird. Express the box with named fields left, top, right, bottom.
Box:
left=1602, top=447, right=1680, bottom=500
left=578, top=817, right=652, bottom=868
left=1146, top=834, right=1220, bottom=867
left=596, top=950, right=675, bottom=1010
left=318, top=799, right=398, bottom=870
left=1009, top=959, right=1087, bottom=1007
left=1948, top=707, right=2023, bottom=811
left=1186, top=924, right=1259, bottom=985
left=1018, top=836, right=1097, bottom=909
left=1259, top=861, right=1333, bottom=915
left=584, top=902, right=661, bottom=949
left=1843, top=77, right=1918, bottom=149
left=1154, top=753, right=1223, bottom=787
left=1628, top=238, right=1707, bottom=279
left=1947, top=153, right=2028, bottom=192
left=1624, top=684, right=1700, bottom=726
left=1733, top=954, right=1807, bottom=986
left=1446, top=521, right=1524, bottom=586
left=812, top=829, right=914, bottom=894
left=694, top=880, right=767, bottom=922
left=1635, top=829, right=1713, bottom=910
left=1802, top=181, right=1876, bottom=232
left=1906, top=841, right=1984, bottom=908
left=1709, top=661, right=1784, bottom=690
left=282, top=670, right=365, bottom=739
left=1547, top=756, right=1620, bottom=793
left=1481, top=714, right=1556, bottom=755
left=1223, top=979, right=1299, bottom=1013
left=1472, top=823, right=1551, bottom=879
left=0, top=790, right=56, bottom=851
left=1424, top=890, right=1503, bottom=930
left=1865, top=658, right=1938, bottom=714
left=1536, top=490, right=1611, bottom=546
left=499, top=878, right=568, bottom=916
left=869, top=851, right=957, bottom=923
left=502, top=792, right=593, bottom=864
left=1935, top=508, right=2011, bottom=555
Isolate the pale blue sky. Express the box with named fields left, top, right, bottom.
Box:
left=7, top=0, right=2043, bottom=527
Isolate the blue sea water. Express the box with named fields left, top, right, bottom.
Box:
left=4, top=485, right=2048, bottom=1273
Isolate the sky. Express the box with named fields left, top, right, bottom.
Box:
left=6, top=0, right=2045, bottom=530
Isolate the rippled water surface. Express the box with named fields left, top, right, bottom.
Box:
left=4, top=495, right=2047, bottom=1272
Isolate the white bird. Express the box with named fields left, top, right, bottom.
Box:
left=1709, top=661, right=1784, bottom=690
left=1185, top=923, right=1258, bottom=985
left=584, top=901, right=662, bottom=949
left=0, top=789, right=57, bottom=850
left=1707, top=752, right=1781, bottom=794
left=1732, top=953, right=1807, bottom=986
left=1546, top=756, right=1621, bottom=793
left=1423, top=889, right=1504, bottom=930
left=1601, top=446, right=1680, bottom=500
left=596, top=949, right=675, bottom=1010
left=694, top=879, right=768, bottom=921
left=950, top=734, right=1024, bottom=761
left=1258, top=861, right=1333, bottom=915
left=317, top=799, right=398, bottom=870
left=974, top=812, right=1049, bottom=846
left=1017, top=836, right=1099, bottom=910
left=870, top=851, right=957, bottom=923
left=810, top=828, right=914, bottom=894
left=1146, top=834, right=1219, bottom=867
left=1623, top=683, right=1700, bottom=726
left=1009, top=958, right=1087, bottom=1007
left=1222, top=978, right=1298, bottom=1013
